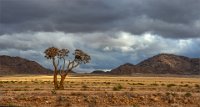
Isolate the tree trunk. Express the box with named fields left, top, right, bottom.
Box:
left=52, top=58, right=59, bottom=89
left=53, top=71, right=59, bottom=89
left=58, top=74, right=67, bottom=90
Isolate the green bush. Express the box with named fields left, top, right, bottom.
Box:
left=132, top=83, right=145, bottom=85
left=161, top=83, right=165, bottom=86
left=34, top=88, right=41, bottom=90
left=150, top=83, right=159, bottom=86
left=137, top=83, right=145, bottom=85
left=51, top=89, right=57, bottom=95
left=82, top=84, right=88, bottom=88
left=113, top=84, right=123, bottom=91
left=167, top=84, right=176, bottom=88
left=195, top=84, right=200, bottom=88
left=183, top=84, right=189, bottom=87
left=184, top=92, right=192, bottom=97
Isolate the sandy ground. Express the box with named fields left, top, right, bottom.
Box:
left=0, top=74, right=200, bottom=107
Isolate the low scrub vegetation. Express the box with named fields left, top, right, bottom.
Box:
left=0, top=75, right=200, bottom=106
left=167, top=84, right=176, bottom=88
left=113, top=84, right=123, bottom=91
left=184, top=92, right=192, bottom=97
left=150, top=83, right=159, bottom=86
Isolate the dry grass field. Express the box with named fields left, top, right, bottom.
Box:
left=0, top=74, right=200, bottom=107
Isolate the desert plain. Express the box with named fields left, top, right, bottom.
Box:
left=0, top=74, right=200, bottom=107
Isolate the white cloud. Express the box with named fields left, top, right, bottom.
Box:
left=0, top=31, right=200, bottom=72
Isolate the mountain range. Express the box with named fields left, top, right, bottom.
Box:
left=108, top=54, right=200, bottom=75
left=109, top=53, right=200, bottom=75
left=1, top=54, right=200, bottom=75
left=0, top=55, right=51, bottom=75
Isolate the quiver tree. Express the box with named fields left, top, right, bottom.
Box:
left=44, top=47, right=91, bottom=90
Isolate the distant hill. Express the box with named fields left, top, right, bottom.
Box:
left=91, top=70, right=107, bottom=74
left=0, top=55, right=51, bottom=75
left=110, top=54, right=200, bottom=75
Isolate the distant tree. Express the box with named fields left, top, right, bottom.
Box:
left=44, top=47, right=91, bottom=90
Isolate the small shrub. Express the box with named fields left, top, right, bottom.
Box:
left=34, top=88, right=41, bottom=90
left=184, top=92, right=192, bottom=97
left=113, top=84, right=123, bottom=91
left=24, top=86, right=30, bottom=88
left=23, top=81, right=28, bottom=84
left=161, top=83, right=165, bottom=86
left=183, top=84, right=189, bottom=87
left=105, top=82, right=111, bottom=85
left=13, top=88, right=22, bottom=91
left=81, top=84, right=88, bottom=91
left=132, top=83, right=145, bottom=85
left=132, top=83, right=137, bottom=85
left=165, top=92, right=177, bottom=97
left=40, top=81, right=45, bottom=84
left=0, top=84, right=4, bottom=88
left=82, top=84, right=88, bottom=88
left=195, top=84, right=200, bottom=88
left=167, top=84, right=176, bottom=88
left=11, top=81, right=15, bottom=83
left=150, top=83, right=159, bottom=86
left=51, top=89, right=57, bottom=95
left=8, top=103, right=17, bottom=107
left=130, top=87, right=134, bottom=91
left=171, top=92, right=178, bottom=97
left=165, top=92, right=170, bottom=96
left=4, top=81, right=9, bottom=83
left=71, top=92, right=82, bottom=96
left=18, top=81, right=23, bottom=84
left=137, top=83, right=145, bottom=85
left=132, top=104, right=140, bottom=107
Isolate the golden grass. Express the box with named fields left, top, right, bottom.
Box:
left=1, top=74, right=199, bottom=85
left=0, top=74, right=200, bottom=106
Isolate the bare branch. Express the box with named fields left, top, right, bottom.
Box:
left=69, top=61, right=74, bottom=70
left=62, top=58, right=66, bottom=72
left=67, top=60, right=71, bottom=69
left=57, top=59, right=59, bottom=67
left=73, top=61, right=80, bottom=68
left=52, top=58, right=58, bottom=69
left=58, top=65, right=62, bottom=75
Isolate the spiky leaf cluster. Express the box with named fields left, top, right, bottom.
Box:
left=44, top=47, right=59, bottom=59
left=74, top=49, right=91, bottom=64
left=44, top=47, right=69, bottom=59
left=57, top=49, right=69, bottom=59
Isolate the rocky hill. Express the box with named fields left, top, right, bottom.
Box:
left=110, top=54, right=200, bottom=75
left=0, top=55, right=51, bottom=75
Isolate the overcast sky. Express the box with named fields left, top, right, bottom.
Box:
left=0, top=0, right=200, bottom=72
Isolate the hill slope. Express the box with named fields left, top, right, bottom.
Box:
left=110, top=54, right=200, bottom=75
left=0, top=55, right=51, bottom=75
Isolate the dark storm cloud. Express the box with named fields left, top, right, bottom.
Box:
left=0, top=0, right=127, bottom=33
left=1, top=0, right=200, bottom=71
left=1, top=0, right=200, bottom=38
left=1, top=31, right=200, bottom=71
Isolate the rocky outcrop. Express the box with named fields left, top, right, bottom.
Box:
left=0, top=55, right=51, bottom=75
left=110, top=54, right=200, bottom=75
